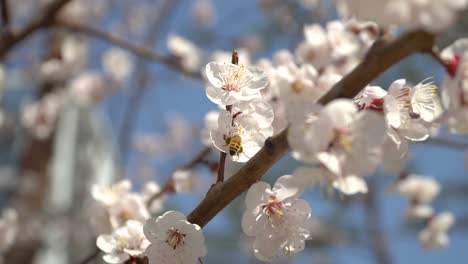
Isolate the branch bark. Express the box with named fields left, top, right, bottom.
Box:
left=187, top=30, right=437, bottom=227
left=53, top=20, right=202, bottom=79
left=0, top=0, right=72, bottom=60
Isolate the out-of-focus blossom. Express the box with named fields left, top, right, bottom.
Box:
left=419, top=212, right=455, bottom=249
left=68, top=71, right=108, bottom=106
left=97, top=220, right=150, bottom=263
left=58, top=0, right=107, bottom=24
left=289, top=99, right=386, bottom=179
left=337, top=0, right=468, bottom=32
left=441, top=39, right=468, bottom=134
left=0, top=208, right=17, bottom=253
left=108, top=194, right=150, bottom=229
left=144, top=211, right=207, bottom=264
left=142, top=182, right=166, bottom=213
left=394, top=175, right=440, bottom=204
left=102, top=48, right=134, bottom=83
left=92, top=180, right=132, bottom=207
left=167, top=34, right=203, bottom=73
left=22, top=92, right=65, bottom=139
left=171, top=169, right=194, bottom=193
left=242, top=175, right=312, bottom=261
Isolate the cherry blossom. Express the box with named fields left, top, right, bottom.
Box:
left=91, top=180, right=132, bottom=207
left=337, top=0, right=468, bottom=32
left=0, top=208, right=17, bottom=254
left=144, top=211, right=207, bottom=264
left=289, top=99, right=386, bottom=179
left=201, top=111, right=219, bottom=147
left=276, top=63, right=323, bottom=119
left=354, top=85, right=387, bottom=111
left=205, top=61, right=268, bottom=105
left=142, top=182, right=167, bottom=213
left=384, top=79, right=442, bottom=141
left=293, top=166, right=368, bottom=195
left=68, top=71, right=109, bottom=106
left=102, top=48, right=134, bottom=83
left=441, top=39, right=468, bottom=134
left=394, top=174, right=440, bottom=204
left=242, top=175, right=312, bottom=261
left=97, top=220, right=150, bottom=263
left=210, top=103, right=273, bottom=162
left=167, top=34, right=202, bottom=73
left=22, top=91, right=66, bottom=139
left=419, top=212, right=455, bottom=249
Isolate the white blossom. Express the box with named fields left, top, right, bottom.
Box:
left=441, top=39, right=468, bottom=134
left=144, top=211, right=206, bottom=264
left=384, top=79, right=442, bottom=141
left=242, top=175, right=312, bottom=261
left=211, top=49, right=251, bottom=66
left=394, top=174, right=440, bottom=204
left=22, top=92, right=65, bottom=139
left=210, top=104, right=273, bottom=162
left=167, top=34, right=202, bottom=73
left=419, top=212, right=455, bottom=249
left=108, top=194, right=150, bottom=229
left=295, top=24, right=331, bottom=69
left=192, top=0, right=215, bottom=27
left=172, top=169, right=194, bottom=193
left=337, top=0, right=468, bottom=32
left=68, top=71, right=109, bottom=106
left=0, top=208, right=17, bottom=253
left=289, top=99, right=386, bottom=179
left=142, top=182, right=166, bottom=214
left=91, top=180, right=132, bottom=207
left=201, top=111, right=219, bottom=147
left=405, top=204, right=434, bottom=220
left=102, top=48, right=134, bottom=83
left=354, top=85, right=387, bottom=111
left=97, top=220, right=150, bottom=263
left=205, top=62, right=268, bottom=105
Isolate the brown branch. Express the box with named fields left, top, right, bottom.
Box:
left=0, top=0, right=73, bottom=60
left=146, top=147, right=212, bottom=207
left=53, top=20, right=202, bottom=79
left=187, top=30, right=437, bottom=228
left=1, top=0, right=10, bottom=29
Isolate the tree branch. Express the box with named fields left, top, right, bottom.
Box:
left=146, top=147, right=212, bottom=207
left=1, top=0, right=10, bottom=29
left=187, top=30, right=437, bottom=228
left=0, top=0, right=73, bottom=60
left=53, top=20, right=202, bottom=79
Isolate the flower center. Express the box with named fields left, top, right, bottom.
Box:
left=222, top=65, right=246, bottom=92
left=165, top=228, right=186, bottom=250
left=117, top=210, right=133, bottom=223
left=290, top=80, right=305, bottom=94
left=329, top=128, right=353, bottom=152
left=262, top=195, right=284, bottom=217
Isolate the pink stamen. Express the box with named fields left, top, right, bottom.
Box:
left=262, top=195, right=284, bottom=217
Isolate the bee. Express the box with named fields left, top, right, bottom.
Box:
left=224, top=134, right=243, bottom=156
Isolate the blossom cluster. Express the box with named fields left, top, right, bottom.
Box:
left=394, top=174, right=455, bottom=249
left=91, top=180, right=165, bottom=263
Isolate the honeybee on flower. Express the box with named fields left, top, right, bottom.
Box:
left=210, top=100, right=273, bottom=162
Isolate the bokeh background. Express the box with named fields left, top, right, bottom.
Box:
left=1, top=0, right=468, bottom=263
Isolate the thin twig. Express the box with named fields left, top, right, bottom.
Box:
left=187, top=30, right=437, bottom=228
left=53, top=19, right=202, bottom=79
left=1, top=0, right=10, bottom=29
left=0, top=0, right=73, bottom=59
left=146, top=147, right=212, bottom=207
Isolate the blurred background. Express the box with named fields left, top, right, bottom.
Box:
left=0, top=0, right=467, bottom=263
